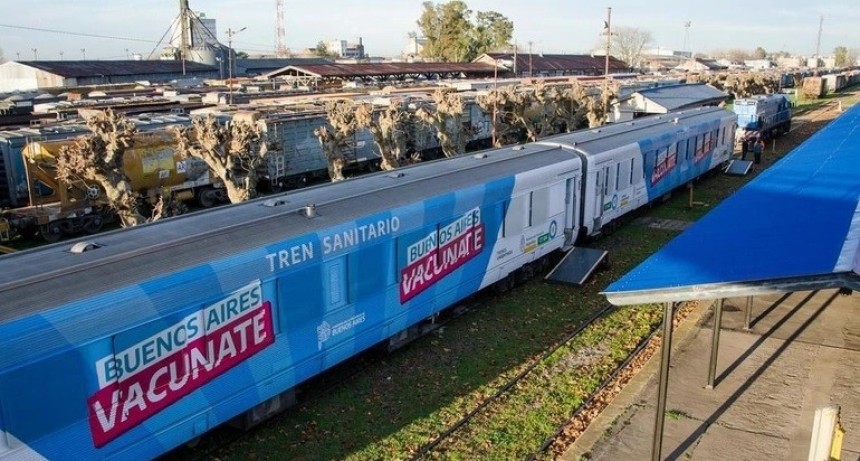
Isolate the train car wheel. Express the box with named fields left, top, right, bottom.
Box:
left=83, top=215, right=104, bottom=234
left=197, top=187, right=218, bottom=208
left=40, top=223, right=62, bottom=243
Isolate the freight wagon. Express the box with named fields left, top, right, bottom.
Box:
left=0, top=107, right=735, bottom=461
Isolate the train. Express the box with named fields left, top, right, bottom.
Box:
left=0, top=98, right=494, bottom=242
left=732, top=93, right=792, bottom=142
left=0, top=106, right=736, bottom=461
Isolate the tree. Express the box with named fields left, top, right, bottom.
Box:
left=491, top=82, right=557, bottom=142
left=416, top=1, right=513, bottom=62
left=356, top=102, right=413, bottom=170
left=608, top=26, right=653, bottom=70
left=753, top=46, right=767, bottom=59
left=475, top=85, right=519, bottom=146
left=315, top=100, right=364, bottom=181
left=473, top=11, right=514, bottom=54
left=55, top=110, right=162, bottom=227
left=415, top=88, right=471, bottom=157
left=172, top=113, right=270, bottom=203
left=313, top=40, right=337, bottom=58
left=552, top=81, right=593, bottom=132
left=834, top=46, right=853, bottom=67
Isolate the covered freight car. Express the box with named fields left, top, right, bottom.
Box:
left=2, top=132, right=212, bottom=241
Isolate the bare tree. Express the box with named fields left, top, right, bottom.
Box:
left=415, top=88, right=471, bottom=157
left=720, top=72, right=780, bottom=99
left=172, top=113, right=270, bottom=203
left=610, top=26, right=653, bottom=70
left=356, top=102, right=413, bottom=170
left=54, top=110, right=165, bottom=227
left=475, top=85, right=518, bottom=147
left=505, top=82, right=559, bottom=141
left=552, top=81, right=592, bottom=132
left=314, top=100, right=363, bottom=181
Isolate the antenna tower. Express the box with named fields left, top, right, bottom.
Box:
left=276, top=0, right=288, bottom=57
left=814, top=15, right=823, bottom=58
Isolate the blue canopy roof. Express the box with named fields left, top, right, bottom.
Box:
left=604, top=103, right=860, bottom=305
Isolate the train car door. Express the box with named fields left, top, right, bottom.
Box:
left=564, top=176, right=579, bottom=241
left=594, top=165, right=611, bottom=229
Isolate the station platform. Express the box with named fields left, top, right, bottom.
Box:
left=561, top=289, right=860, bottom=461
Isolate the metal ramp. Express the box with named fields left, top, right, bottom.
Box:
left=545, top=247, right=608, bottom=286
left=724, top=159, right=753, bottom=176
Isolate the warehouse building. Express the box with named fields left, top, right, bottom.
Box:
left=473, top=53, right=629, bottom=78
left=0, top=60, right=218, bottom=92
left=611, top=83, right=728, bottom=122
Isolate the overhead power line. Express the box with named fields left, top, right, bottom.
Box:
left=0, top=23, right=159, bottom=44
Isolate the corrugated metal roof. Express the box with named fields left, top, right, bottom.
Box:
left=484, top=53, right=629, bottom=74
left=15, top=60, right=217, bottom=78
left=237, top=58, right=332, bottom=71
left=269, top=62, right=497, bottom=78
left=633, top=83, right=728, bottom=110
left=603, top=102, right=860, bottom=305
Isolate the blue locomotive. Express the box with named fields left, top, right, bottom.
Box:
left=0, top=107, right=736, bottom=460
left=732, top=93, right=792, bottom=141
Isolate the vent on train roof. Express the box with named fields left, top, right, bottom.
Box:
left=387, top=172, right=405, bottom=178
left=512, top=145, right=525, bottom=151
left=69, top=241, right=102, bottom=254
left=262, top=198, right=289, bottom=207
left=303, top=204, right=317, bottom=218
left=473, top=153, right=488, bottom=159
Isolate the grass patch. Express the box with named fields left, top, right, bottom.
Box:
left=665, top=409, right=691, bottom=421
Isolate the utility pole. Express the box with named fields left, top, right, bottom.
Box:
left=683, top=21, right=691, bottom=56
left=814, top=15, right=824, bottom=61
left=275, top=0, right=288, bottom=57
left=513, top=40, right=518, bottom=76
left=603, top=7, right=612, bottom=118
left=226, top=27, right=246, bottom=105
left=528, top=41, right=533, bottom=77
left=492, top=58, right=498, bottom=147
left=179, top=0, right=191, bottom=75
left=31, top=48, right=37, bottom=61
left=59, top=51, right=64, bottom=60
left=81, top=48, right=86, bottom=59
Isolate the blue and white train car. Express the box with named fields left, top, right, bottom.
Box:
left=542, top=108, right=736, bottom=235
left=0, top=107, right=734, bottom=461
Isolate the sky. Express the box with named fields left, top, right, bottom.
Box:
left=0, top=0, right=858, bottom=61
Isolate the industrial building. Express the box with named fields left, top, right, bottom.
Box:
left=473, top=53, right=629, bottom=78
left=264, top=62, right=499, bottom=85
left=611, top=83, right=728, bottom=122
left=236, top=58, right=333, bottom=77
left=0, top=60, right=219, bottom=92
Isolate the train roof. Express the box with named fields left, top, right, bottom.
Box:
left=0, top=106, right=731, bottom=324
left=0, top=142, right=576, bottom=323
left=539, top=106, right=734, bottom=155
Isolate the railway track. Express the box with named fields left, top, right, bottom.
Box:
left=407, top=303, right=618, bottom=461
